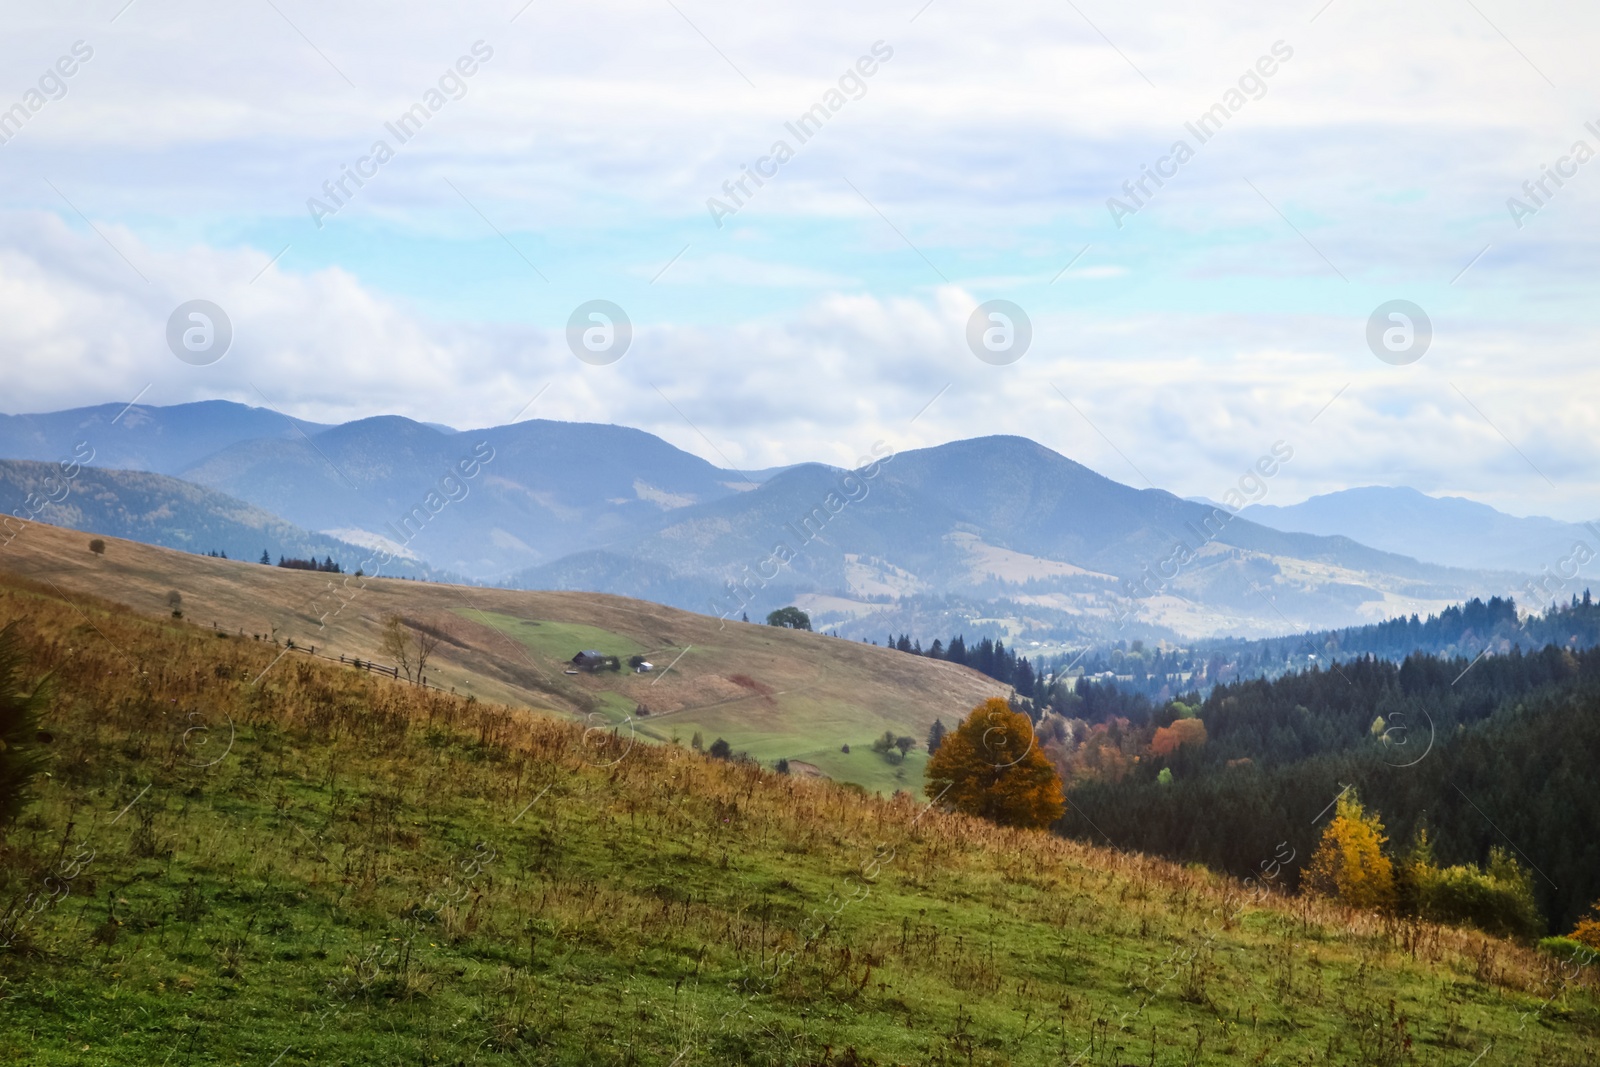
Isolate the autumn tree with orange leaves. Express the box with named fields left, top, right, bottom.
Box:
left=1149, top=716, right=1207, bottom=758
left=925, top=698, right=1065, bottom=829
left=1569, top=900, right=1600, bottom=950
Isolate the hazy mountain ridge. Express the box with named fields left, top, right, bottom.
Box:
left=1242, top=485, right=1600, bottom=574
left=0, top=459, right=442, bottom=579
left=0, top=403, right=1542, bottom=639
left=0, top=399, right=328, bottom=474
left=177, top=414, right=753, bottom=578
left=513, top=436, right=1522, bottom=639
left=0, top=402, right=758, bottom=580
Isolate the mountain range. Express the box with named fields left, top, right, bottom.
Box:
left=1, top=400, right=1579, bottom=640
left=1240, top=486, right=1598, bottom=576
left=0, top=399, right=330, bottom=474
left=515, top=436, right=1521, bottom=639
left=0, top=460, right=443, bottom=580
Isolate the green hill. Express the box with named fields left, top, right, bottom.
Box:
left=0, top=564, right=1594, bottom=1065
left=0, top=521, right=1004, bottom=789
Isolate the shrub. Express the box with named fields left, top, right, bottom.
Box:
left=1537, top=937, right=1590, bottom=962
left=870, top=730, right=905, bottom=763
left=88, top=538, right=105, bottom=557
left=1416, top=849, right=1542, bottom=940
left=708, top=737, right=732, bottom=760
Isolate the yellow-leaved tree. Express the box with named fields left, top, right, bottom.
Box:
left=1306, top=789, right=1395, bottom=910
left=924, top=698, right=1065, bottom=829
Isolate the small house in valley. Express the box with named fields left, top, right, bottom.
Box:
left=571, top=650, right=620, bottom=672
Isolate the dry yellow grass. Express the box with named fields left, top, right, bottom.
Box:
left=0, top=520, right=1003, bottom=779
left=0, top=567, right=1592, bottom=1064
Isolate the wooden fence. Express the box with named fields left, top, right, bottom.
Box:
left=286, top=642, right=453, bottom=692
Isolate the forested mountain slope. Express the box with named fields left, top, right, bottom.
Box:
left=1055, top=645, right=1600, bottom=933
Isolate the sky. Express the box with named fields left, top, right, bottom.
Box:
left=0, top=0, right=1596, bottom=521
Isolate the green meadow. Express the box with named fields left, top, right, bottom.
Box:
left=1, top=575, right=1595, bottom=1065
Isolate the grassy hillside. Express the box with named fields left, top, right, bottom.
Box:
left=0, top=459, right=438, bottom=579
left=0, top=521, right=1003, bottom=789
left=0, top=570, right=1595, bottom=1065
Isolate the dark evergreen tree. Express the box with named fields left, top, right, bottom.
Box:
left=946, top=635, right=967, bottom=666
left=1015, top=656, right=1035, bottom=698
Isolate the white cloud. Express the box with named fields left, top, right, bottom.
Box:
left=0, top=0, right=1594, bottom=528
left=2, top=208, right=1596, bottom=513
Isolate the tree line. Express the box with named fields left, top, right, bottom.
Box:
left=1011, top=593, right=1600, bottom=707
left=1050, top=642, right=1600, bottom=934
left=262, top=551, right=345, bottom=573
left=882, top=632, right=1040, bottom=696
left=1185, top=592, right=1600, bottom=686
